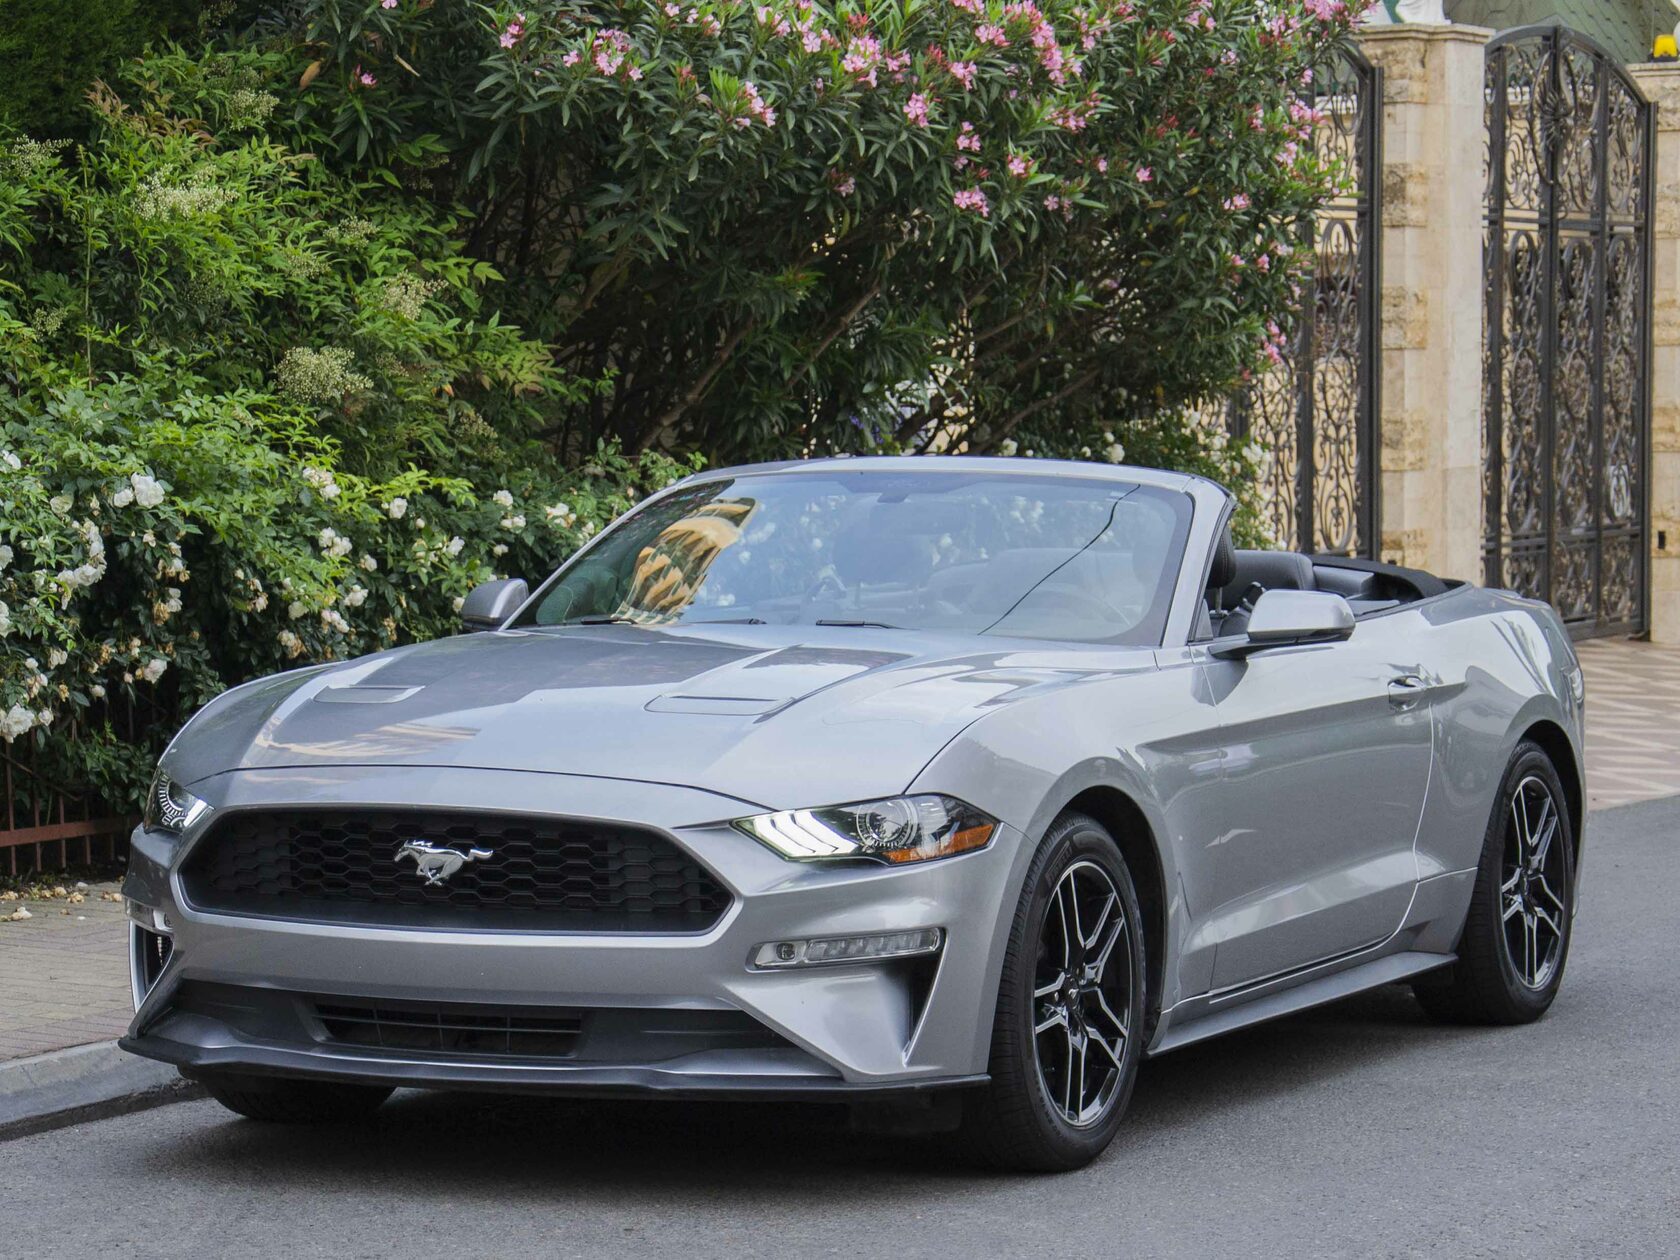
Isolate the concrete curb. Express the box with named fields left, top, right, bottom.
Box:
left=0, top=1041, right=203, bottom=1142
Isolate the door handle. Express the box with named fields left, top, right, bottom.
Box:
left=1386, top=674, right=1425, bottom=711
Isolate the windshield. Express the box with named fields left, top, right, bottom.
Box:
left=517, top=470, right=1191, bottom=645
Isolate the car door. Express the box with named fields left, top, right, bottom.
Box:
left=1192, top=612, right=1431, bottom=991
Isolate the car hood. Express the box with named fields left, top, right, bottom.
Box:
left=167, top=625, right=1155, bottom=811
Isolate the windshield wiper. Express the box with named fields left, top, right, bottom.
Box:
left=815, top=618, right=899, bottom=629
left=689, top=617, right=768, bottom=625
left=552, top=615, right=639, bottom=626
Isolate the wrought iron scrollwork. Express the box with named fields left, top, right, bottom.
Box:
left=1231, top=45, right=1381, bottom=558
left=1483, top=25, right=1651, bottom=637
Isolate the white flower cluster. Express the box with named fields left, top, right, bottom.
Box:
left=343, top=585, right=369, bottom=608
left=302, top=467, right=343, bottom=500
left=138, top=658, right=169, bottom=684
left=321, top=608, right=351, bottom=634
left=316, top=527, right=354, bottom=559
left=545, top=502, right=578, bottom=529
left=492, top=489, right=515, bottom=508
left=225, top=88, right=279, bottom=129
left=151, top=587, right=183, bottom=624
left=277, top=629, right=304, bottom=658
left=277, top=347, right=371, bottom=404
left=500, top=515, right=526, bottom=531
left=109, top=471, right=166, bottom=509
left=380, top=273, right=444, bottom=320
left=386, top=496, right=408, bottom=519
left=135, top=171, right=234, bottom=221
left=55, top=521, right=107, bottom=593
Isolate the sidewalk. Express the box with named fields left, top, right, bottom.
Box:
left=0, top=881, right=132, bottom=1062
left=1, top=637, right=1675, bottom=1072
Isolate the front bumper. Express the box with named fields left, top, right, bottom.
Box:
left=121, top=765, right=1025, bottom=1096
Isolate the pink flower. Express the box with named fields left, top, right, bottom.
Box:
left=835, top=174, right=856, bottom=196
left=951, top=0, right=983, bottom=11
left=353, top=65, right=377, bottom=87
left=381, top=0, right=398, bottom=8
left=949, top=60, right=977, bottom=90
left=975, top=23, right=1008, bottom=46
left=563, top=49, right=582, bottom=65
left=953, top=187, right=990, bottom=217
left=1095, top=156, right=1108, bottom=173
left=1135, top=166, right=1152, bottom=183
left=1222, top=193, right=1250, bottom=211
left=904, top=93, right=931, bottom=127
left=956, top=121, right=981, bottom=152
left=499, top=12, right=526, bottom=48
left=1006, top=153, right=1031, bottom=177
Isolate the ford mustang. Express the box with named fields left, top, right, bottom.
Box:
left=121, top=457, right=1585, bottom=1171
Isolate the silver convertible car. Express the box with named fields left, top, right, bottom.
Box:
left=121, top=457, right=1585, bottom=1171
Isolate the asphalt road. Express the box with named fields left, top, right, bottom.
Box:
left=6, top=796, right=1677, bottom=1259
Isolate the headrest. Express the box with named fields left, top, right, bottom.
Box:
left=1206, top=526, right=1238, bottom=590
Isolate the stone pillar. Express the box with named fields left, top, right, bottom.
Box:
left=1357, top=24, right=1491, bottom=583
left=1628, top=63, right=1680, bottom=644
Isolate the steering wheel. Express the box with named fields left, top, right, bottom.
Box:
left=805, top=567, right=848, bottom=601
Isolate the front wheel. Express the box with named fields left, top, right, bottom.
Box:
left=1413, top=740, right=1576, bottom=1025
left=960, top=811, right=1146, bottom=1172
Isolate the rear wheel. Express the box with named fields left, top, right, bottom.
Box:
left=960, top=811, right=1146, bottom=1172
left=1413, top=740, right=1575, bottom=1024
left=197, top=1073, right=394, bottom=1124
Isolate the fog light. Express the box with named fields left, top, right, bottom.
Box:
left=124, top=898, right=173, bottom=935
left=751, top=927, right=943, bottom=969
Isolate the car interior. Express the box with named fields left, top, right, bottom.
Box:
left=1198, top=523, right=1456, bottom=641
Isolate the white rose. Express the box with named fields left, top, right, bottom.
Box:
left=343, top=585, right=368, bottom=608
left=90, top=684, right=106, bottom=699
left=139, top=658, right=168, bottom=683
left=492, top=543, right=508, bottom=557
left=288, top=600, right=307, bottom=620
left=130, top=473, right=165, bottom=508
left=47, top=648, right=67, bottom=668
left=0, top=451, right=20, bottom=471
left=0, top=544, right=10, bottom=568
left=446, top=536, right=464, bottom=557
left=49, top=494, right=72, bottom=515
left=492, top=489, right=514, bottom=508
left=360, top=553, right=378, bottom=572
left=500, top=514, right=525, bottom=531
left=251, top=591, right=269, bottom=612
left=999, top=439, right=1019, bottom=457
left=386, top=497, right=407, bottom=520
left=0, top=601, right=9, bottom=636
left=110, top=487, right=135, bottom=508
left=451, top=596, right=465, bottom=613
left=1106, top=443, right=1125, bottom=464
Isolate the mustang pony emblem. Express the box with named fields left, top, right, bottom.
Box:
left=395, top=839, right=493, bottom=886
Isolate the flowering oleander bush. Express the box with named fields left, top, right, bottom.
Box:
left=0, top=63, right=690, bottom=809
left=294, top=0, right=1355, bottom=463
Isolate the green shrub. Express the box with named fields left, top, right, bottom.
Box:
left=0, top=59, right=690, bottom=812
left=289, top=0, right=1356, bottom=464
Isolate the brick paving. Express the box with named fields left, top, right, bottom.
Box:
left=0, top=881, right=132, bottom=1062
left=1577, top=638, right=1680, bottom=811
left=1, top=641, right=1675, bottom=1065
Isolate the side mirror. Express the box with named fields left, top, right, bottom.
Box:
left=1212, top=589, right=1355, bottom=658
left=460, top=578, right=529, bottom=633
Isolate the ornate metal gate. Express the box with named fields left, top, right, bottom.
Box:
left=1483, top=26, right=1652, bottom=637
left=1232, top=44, right=1382, bottom=557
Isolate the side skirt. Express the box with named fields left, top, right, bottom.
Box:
left=1146, top=950, right=1455, bottom=1056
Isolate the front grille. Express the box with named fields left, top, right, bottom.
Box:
left=180, top=809, right=731, bottom=932
left=313, top=997, right=585, bottom=1057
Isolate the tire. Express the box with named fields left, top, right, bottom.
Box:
left=1413, top=740, right=1576, bottom=1025
left=197, top=1073, right=394, bottom=1124
left=960, top=811, right=1147, bottom=1172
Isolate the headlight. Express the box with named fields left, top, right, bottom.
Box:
left=143, top=770, right=210, bottom=834
left=734, top=794, right=997, bottom=864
